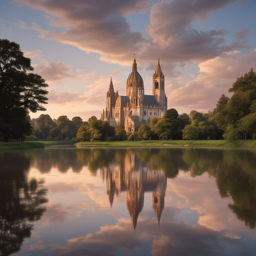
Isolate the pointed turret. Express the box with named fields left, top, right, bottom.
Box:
left=108, top=190, right=114, bottom=207
left=154, top=204, right=164, bottom=225
left=154, top=58, right=164, bottom=78
left=108, top=77, right=115, bottom=96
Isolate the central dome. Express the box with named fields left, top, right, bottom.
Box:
left=126, top=58, right=144, bottom=89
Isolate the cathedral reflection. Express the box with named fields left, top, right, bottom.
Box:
left=100, top=152, right=167, bottom=230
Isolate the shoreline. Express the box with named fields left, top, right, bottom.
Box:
left=0, top=141, right=75, bottom=151
left=1, top=140, right=256, bottom=151
left=76, top=140, right=256, bottom=149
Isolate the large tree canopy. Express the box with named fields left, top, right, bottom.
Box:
left=0, top=39, right=48, bottom=141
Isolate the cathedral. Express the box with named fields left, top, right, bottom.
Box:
left=101, top=57, right=168, bottom=133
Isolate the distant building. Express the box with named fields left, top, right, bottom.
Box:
left=101, top=57, right=167, bottom=133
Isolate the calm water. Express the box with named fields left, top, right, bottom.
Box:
left=0, top=147, right=256, bottom=256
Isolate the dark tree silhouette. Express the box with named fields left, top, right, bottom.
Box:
left=0, top=39, right=48, bottom=142
left=0, top=152, right=48, bottom=255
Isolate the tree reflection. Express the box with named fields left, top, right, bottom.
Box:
left=0, top=152, right=48, bottom=256
left=181, top=149, right=256, bottom=229
left=23, top=147, right=256, bottom=230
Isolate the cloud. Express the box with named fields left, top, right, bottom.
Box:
left=42, top=203, right=72, bottom=224
left=48, top=89, right=82, bottom=104
left=15, top=0, right=248, bottom=67
left=34, top=62, right=75, bottom=83
left=14, top=20, right=29, bottom=30
left=78, top=73, right=90, bottom=82
left=80, top=73, right=120, bottom=107
left=235, top=29, right=250, bottom=40
left=30, top=22, right=50, bottom=38
left=48, top=182, right=80, bottom=194
left=24, top=49, right=42, bottom=59
left=50, top=217, right=247, bottom=256
left=168, top=49, right=256, bottom=113
left=29, top=241, right=45, bottom=251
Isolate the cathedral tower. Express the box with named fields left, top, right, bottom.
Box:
left=106, top=77, right=115, bottom=118
left=153, top=59, right=167, bottom=116
left=126, top=57, right=144, bottom=121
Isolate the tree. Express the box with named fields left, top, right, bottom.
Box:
left=0, top=39, right=48, bottom=141
left=179, top=113, right=190, bottom=129
left=150, top=117, right=159, bottom=130
left=115, top=125, right=126, bottom=140
left=72, top=116, right=83, bottom=128
left=76, top=124, right=91, bottom=141
left=238, top=113, right=256, bottom=139
left=182, top=125, right=199, bottom=140
left=215, top=94, right=230, bottom=130
left=32, top=114, right=56, bottom=140
left=138, top=124, right=151, bottom=140
left=153, top=108, right=182, bottom=140
left=223, top=125, right=239, bottom=140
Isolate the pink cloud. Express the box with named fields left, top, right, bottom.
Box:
left=168, top=49, right=256, bottom=113
left=35, top=62, right=75, bottom=83
left=48, top=89, right=82, bottom=104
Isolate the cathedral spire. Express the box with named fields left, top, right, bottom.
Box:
left=132, top=55, right=137, bottom=72
left=155, top=58, right=163, bottom=77
left=108, top=77, right=115, bottom=95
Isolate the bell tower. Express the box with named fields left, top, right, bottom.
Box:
left=153, top=59, right=167, bottom=115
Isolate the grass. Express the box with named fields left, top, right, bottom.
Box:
left=0, top=141, right=45, bottom=151
left=76, top=140, right=256, bottom=149
left=0, top=140, right=75, bottom=151
left=1, top=140, right=256, bottom=151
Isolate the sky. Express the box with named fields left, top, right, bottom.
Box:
left=0, top=0, right=256, bottom=121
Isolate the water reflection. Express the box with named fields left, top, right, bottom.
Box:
left=101, top=152, right=167, bottom=229
left=0, top=152, right=48, bottom=256
left=1, top=148, right=256, bottom=255
left=25, top=148, right=256, bottom=230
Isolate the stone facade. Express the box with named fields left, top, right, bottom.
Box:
left=101, top=58, right=167, bottom=133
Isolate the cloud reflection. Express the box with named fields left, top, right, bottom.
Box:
left=51, top=216, right=247, bottom=256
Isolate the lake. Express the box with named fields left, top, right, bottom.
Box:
left=0, top=147, right=256, bottom=256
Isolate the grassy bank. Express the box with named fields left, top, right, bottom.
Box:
left=0, top=142, right=45, bottom=151
left=0, top=141, right=75, bottom=151
left=76, top=140, right=256, bottom=149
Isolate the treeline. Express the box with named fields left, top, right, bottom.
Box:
left=28, top=115, right=84, bottom=141
left=25, top=68, right=256, bottom=142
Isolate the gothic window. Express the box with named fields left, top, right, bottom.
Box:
left=154, top=198, right=158, bottom=203
left=154, top=112, right=156, bottom=116
left=144, top=111, right=146, bottom=115
left=155, top=81, right=159, bottom=89
left=115, top=112, right=119, bottom=118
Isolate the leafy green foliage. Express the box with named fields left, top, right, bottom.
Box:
left=138, top=124, right=151, bottom=140
left=153, top=108, right=182, bottom=140
left=182, top=125, right=199, bottom=140
left=0, top=39, right=48, bottom=141
left=115, top=125, right=126, bottom=141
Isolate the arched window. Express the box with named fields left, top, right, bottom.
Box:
left=155, top=81, right=159, bottom=89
